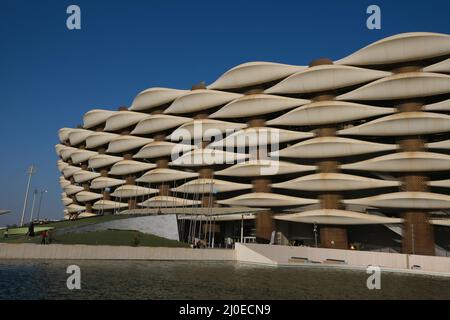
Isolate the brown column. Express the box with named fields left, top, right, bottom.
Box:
left=255, top=211, right=275, bottom=244
left=253, top=178, right=274, bottom=243
left=402, top=212, right=435, bottom=256
left=320, top=227, right=348, bottom=249
left=315, top=126, right=348, bottom=249
left=397, top=104, right=435, bottom=256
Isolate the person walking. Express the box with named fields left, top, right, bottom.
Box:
left=40, top=230, right=47, bottom=245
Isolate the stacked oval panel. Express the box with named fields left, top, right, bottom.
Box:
left=55, top=32, right=450, bottom=245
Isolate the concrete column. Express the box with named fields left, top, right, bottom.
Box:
left=397, top=103, right=435, bottom=256
left=252, top=178, right=274, bottom=243
left=315, top=125, right=348, bottom=249
left=255, top=211, right=275, bottom=244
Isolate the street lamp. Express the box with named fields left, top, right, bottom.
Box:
left=29, top=189, right=38, bottom=223
left=20, top=165, right=35, bottom=226
left=36, top=189, right=48, bottom=221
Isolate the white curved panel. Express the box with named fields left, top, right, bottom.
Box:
left=60, top=146, right=78, bottom=161
left=62, top=165, right=82, bottom=178
left=136, top=168, right=198, bottom=183
left=423, top=58, right=450, bottom=73
left=88, top=154, right=123, bottom=169
left=267, top=101, right=395, bottom=126
left=73, top=170, right=101, bottom=183
left=59, top=177, right=71, bottom=188
left=218, top=193, right=318, bottom=207
left=431, top=219, right=450, bottom=227
left=335, top=32, right=450, bottom=66
left=130, top=87, right=189, bottom=111
left=339, top=112, right=450, bottom=136
left=71, top=150, right=98, bottom=164
left=134, top=141, right=195, bottom=159
left=424, top=99, right=450, bottom=112
left=104, top=111, right=148, bottom=132
left=344, top=192, right=450, bottom=209
left=85, top=132, right=120, bottom=149
left=180, top=214, right=256, bottom=222
left=172, top=178, right=251, bottom=194
left=208, top=61, right=305, bottom=90
left=110, top=185, right=158, bottom=198
left=273, top=137, right=397, bottom=158
left=342, top=152, right=450, bottom=172
left=68, top=129, right=94, bottom=146
left=58, top=128, right=74, bottom=143
left=169, top=119, right=246, bottom=141
left=61, top=197, right=73, bottom=206
left=77, top=212, right=97, bottom=218
left=209, top=94, right=310, bottom=118
left=429, top=179, right=450, bottom=188
left=90, top=177, right=126, bottom=189
left=109, top=160, right=156, bottom=175
left=67, top=204, right=86, bottom=213
left=273, top=173, right=400, bottom=191
left=215, top=160, right=315, bottom=177
left=170, top=149, right=248, bottom=167
left=139, top=196, right=201, bottom=208
left=337, top=72, right=450, bottom=101
left=92, top=200, right=128, bottom=210
left=83, top=109, right=117, bottom=129
left=57, top=160, right=69, bottom=172
left=131, top=114, right=192, bottom=135
left=106, top=135, right=153, bottom=153
left=64, top=184, right=84, bottom=196
left=55, top=144, right=66, bottom=156
left=75, top=191, right=103, bottom=202
left=164, top=89, right=242, bottom=114
left=265, top=65, right=390, bottom=94
left=428, top=139, right=450, bottom=149
left=209, top=127, right=313, bottom=148
left=275, top=210, right=403, bottom=225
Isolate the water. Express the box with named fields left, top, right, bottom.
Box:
left=0, top=260, right=449, bottom=299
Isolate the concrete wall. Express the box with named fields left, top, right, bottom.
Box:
left=0, top=243, right=234, bottom=261
left=236, top=243, right=450, bottom=275
left=1, top=242, right=449, bottom=276
left=60, top=215, right=179, bottom=241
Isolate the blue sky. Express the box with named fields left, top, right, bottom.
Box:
left=1, top=0, right=449, bottom=226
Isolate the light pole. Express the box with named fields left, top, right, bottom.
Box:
left=20, top=165, right=35, bottom=226
left=411, top=223, right=415, bottom=255
left=313, top=223, right=318, bottom=248
left=29, top=189, right=38, bottom=223
left=36, top=189, right=48, bottom=221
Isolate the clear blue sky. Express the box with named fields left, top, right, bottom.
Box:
left=1, top=0, right=449, bottom=226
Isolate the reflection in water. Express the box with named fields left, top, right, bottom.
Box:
left=0, top=260, right=449, bottom=300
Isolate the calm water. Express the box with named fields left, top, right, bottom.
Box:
left=0, top=260, right=449, bottom=299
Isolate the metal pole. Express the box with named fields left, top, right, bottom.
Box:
left=29, top=189, right=38, bottom=223
left=411, top=223, right=415, bottom=255
left=36, top=190, right=47, bottom=221
left=240, top=214, right=244, bottom=243
left=314, top=223, right=318, bottom=248
left=20, top=165, right=35, bottom=226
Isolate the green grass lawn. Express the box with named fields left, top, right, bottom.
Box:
left=0, top=215, right=189, bottom=247
left=43, top=214, right=129, bottom=230
left=0, top=229, right=188, bottom=247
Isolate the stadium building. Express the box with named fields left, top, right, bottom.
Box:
left=56, top=32, right=450, bottom=256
